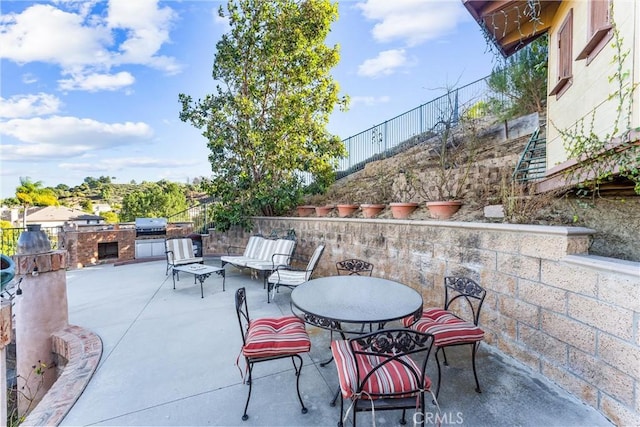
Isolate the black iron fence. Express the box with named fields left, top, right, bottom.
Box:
left=167, top=200, right=216, bottom=234
left=0, top=226, right=62, bottom=256
left=336, top=75, right=504, bottom=177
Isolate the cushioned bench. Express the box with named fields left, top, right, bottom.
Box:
left=221, top=235, right=296, bottom=286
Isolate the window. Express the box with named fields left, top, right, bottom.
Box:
left=576, top=0, right=612, bottom=61
left=549, top=9, right=573, bottom=97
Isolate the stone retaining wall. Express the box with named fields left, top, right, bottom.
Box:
left=205, top=216, right=640, bottom=425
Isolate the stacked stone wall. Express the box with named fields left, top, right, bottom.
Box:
left=205, top=217, right=640, bottom=425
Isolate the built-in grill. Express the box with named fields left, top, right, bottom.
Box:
left=135, top=218, right=167, bottom=237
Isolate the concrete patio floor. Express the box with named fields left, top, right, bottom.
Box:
left=59, top=257, right=613, bottom=426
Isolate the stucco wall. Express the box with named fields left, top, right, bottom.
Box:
left=205, top=216, right=640, bottom=425
left=546, top=0, right=639, bottom=167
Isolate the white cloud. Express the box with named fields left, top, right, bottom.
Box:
left=22, top=74, right=38, bottom=84
left=356, top=0, right=467, bottom=46
left=0, top=116, right=153, bottom=160
left=59, top=157, right=199, bottom=172
left=106, top=0, right=182, bottom=74
left=358, top=49, right=409, bottom=78
left=58, top=71, right=135, bottom=92
left=0, top=93, right=62, bottom=119
left=350, top=95, right=391, bottom=107
left=0, top=4, right=112, bottom=67
left=0, top=0, right=182, bottom=93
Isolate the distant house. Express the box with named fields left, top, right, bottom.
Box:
left=462, top=0, right=639, bottom=190
left=17, top=206, right=105, bottom=228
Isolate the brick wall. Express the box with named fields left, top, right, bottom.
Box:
left=205, top=217, right=640, bottom=425
left=62, top=229, right=136, bottom=268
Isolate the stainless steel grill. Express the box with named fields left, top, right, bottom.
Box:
left=135, top=218, right=167, bottom=237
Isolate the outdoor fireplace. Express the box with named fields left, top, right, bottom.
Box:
left=98, top=242, right=119, bottom=260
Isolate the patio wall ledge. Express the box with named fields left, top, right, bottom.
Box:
left=21, top=325, right=102, bottom=427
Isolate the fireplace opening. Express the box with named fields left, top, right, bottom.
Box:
left=98, top=242, right=119, bottom=260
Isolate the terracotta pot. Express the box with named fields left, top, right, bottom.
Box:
left=336, top=204, right=359, bottom=218
left=389, top=202, right=419, bottom=219
left=360, top=204, right=386, bottom=218
left=426, top=200, right=462, bottom=219
left=315, top=205, right=334, bottom=217
left=296, top=205, right=316, bottom=217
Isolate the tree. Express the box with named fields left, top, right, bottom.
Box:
left=15, top=177, right=58, bottom=227
left=488, top=34, right=548, bottom=120
left=179, top=0, right=347, bottom=231
left=120, top=181, right=188, bottom=221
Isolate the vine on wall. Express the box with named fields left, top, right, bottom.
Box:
left=556, top=6, right=640, bottom=196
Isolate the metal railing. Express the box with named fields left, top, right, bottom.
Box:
left=167, top=199, right=216, bottom=234
left=336, top=75, right=504, bottom=178
left=0, top=226, right=62, bottom=256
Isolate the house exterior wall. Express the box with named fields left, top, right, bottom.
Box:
left=205, top=217, right=640, bottom=425
left=546, top=0, right=639, bottom=169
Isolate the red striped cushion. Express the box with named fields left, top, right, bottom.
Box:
left=331, top=340, right=431, bottom=399
left=243, top=316, right=311, bottom=358
left=403, top=308, right=484, bottom=347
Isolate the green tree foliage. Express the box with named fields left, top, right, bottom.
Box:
left=15, top=177, right=58, bottom=227
left=120, top=181, right=189, bottom=221
left=179, top=0, right=347, bottom=231
left=101, top=211, right=119, bottom=224
left=488, top=34, right=548, bottom=120
left=80, top=199, right=94, bottom=213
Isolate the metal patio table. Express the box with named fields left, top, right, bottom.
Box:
left=172, top=264, right=225, bottom=298
left=290, top=275, right=423, bottom=405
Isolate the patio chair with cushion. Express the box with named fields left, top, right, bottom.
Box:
left=165, top=237, right=204, bottom=275
left=266, top=244, right=325, bottom=303
left=403, top=276, right=486, bottom=398
left=234, top=287, right=310, bottom=421
left=331, top=328, right=438, bottom=427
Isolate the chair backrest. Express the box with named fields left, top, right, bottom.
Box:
left=271, top=238, right=296, bottom=266
left=336, top=259, right=373, bottom=276
left=304, top=245, right=325, bottom=280
left=243, top=235, right=265, bottom=258
left=235, top=287, right=250, bottom=346
left=443, top=276, right=486, bottom=326
left=348, top=328, right=434, bottom=399
left=253, top=238, right=277, bottom=262
left=165, top=238, right=195, bottom=262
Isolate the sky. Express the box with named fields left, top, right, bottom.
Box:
left=0, top=0, right=501, bottom=199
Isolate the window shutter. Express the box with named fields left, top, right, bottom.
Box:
left=590, top=0, right=610, bottom=36
left=558, top=11, right=573, bottom=80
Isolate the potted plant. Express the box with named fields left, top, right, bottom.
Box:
left=360, top=203, right=386, bottom=218
left=390, top=171, right=420, bottom=219
left=360, top=161, right=392, bottom=218
left=420, top=101, right=480, bottom=220
left=336, top=203, right=359, bottom=217
left=315, top=205, right=334, bottom=217
left=296, top=205, right=316, bottom=217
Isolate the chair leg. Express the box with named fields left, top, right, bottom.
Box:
left=242, top=361, right=254, bottom=421
left=337, top=394, right=344, bottom=427
left=434, top=347, right=443, bottom=399
left=472, top=342, right=482, bottom=393
left=442, top=346, right=449, bottom=366
left=400, top=408, right=407, bottom=425
left=292, top=355, right=308, bottom=414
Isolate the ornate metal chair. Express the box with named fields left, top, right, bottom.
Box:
left=331, top=328, right=437, bottom=426
left=267, top=244, right=325, bottom=302
left=403, top=276, right=486, bottom=398
left=335, top=259, right=374, bottom=276
left=335, top=258, right=375, bottom=334
left=234, top=287, right=311, bottom=421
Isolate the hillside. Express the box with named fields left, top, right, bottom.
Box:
left=302, top=113, right=640, bottom=262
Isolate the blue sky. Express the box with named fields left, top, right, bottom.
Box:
left=0, top=0, right=498, bottom=199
